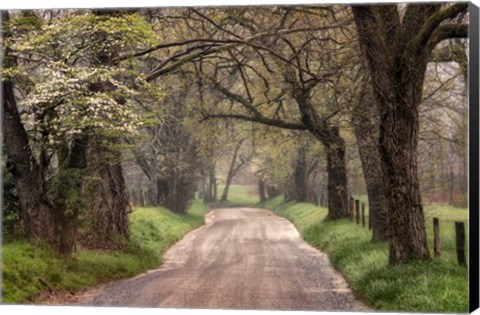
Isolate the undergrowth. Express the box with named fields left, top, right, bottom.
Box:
left=1, top=201, right=208, bottom=303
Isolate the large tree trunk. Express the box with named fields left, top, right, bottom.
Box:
left=352, top=90, right=389, bottom=241
left=2, top=11, right=55, bottom=242
left=380, top=99, right=430, bottom=263
left=324, top=128, right=349, bottom=220
left=163, top=170, right=197, bottom=213
left=53, top=135, right=89, bottom=256
left=84, top=138, right=130, bottom=247
left=81, top=10, right=130, bottom=247
left=3, top=80, right=55, bottom=242
left=350, top=4, right=465, bottom=263
left=220, top=139, right=244, bottom=202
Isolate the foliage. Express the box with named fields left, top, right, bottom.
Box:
left=48, top=169, right=86, bottom=215
left=4, top=11, right=160, bottom=147
left=261, top=197, right=468, bottom=312
left=1, top=201, right=208, bottom=303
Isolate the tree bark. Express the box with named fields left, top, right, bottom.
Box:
left=81, top=10, right=131, bottom=247
left=324, top=128, right=349, bottom=220
left=2, top=11, right=55, bottom=242
left=83, top=137, right=130, bottom=247
left=350, top=3, right=468, bottom=263
left=3, top=80, right=55, bottom=242
left=352, top=90, right=389, bottom=241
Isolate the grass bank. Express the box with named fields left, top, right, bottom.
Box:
left=1, top=201, right=208, bottom=303
left=261, top=196, right=468, bottom=312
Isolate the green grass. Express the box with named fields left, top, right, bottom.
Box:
left=215, top=184, right=259, bottom=207
left=261, top=196, right=469, bottom=312
left=1, top=200, right=208, bottom=303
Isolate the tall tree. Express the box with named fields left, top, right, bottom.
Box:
left=3, top=10, right=153, bottom=253
left=2, top=11, right=55, bottom=242
left=352, top=3, right=468, bottom=264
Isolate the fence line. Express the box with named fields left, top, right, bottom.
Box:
left=348, top=195, right=467, bottom=266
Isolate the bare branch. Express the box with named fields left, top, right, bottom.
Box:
left=190, top=9, right=243, bottom=39
left=200, top=112, right=307, bottom=130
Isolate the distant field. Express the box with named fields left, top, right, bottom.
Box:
left=215, top=184, right=259, bottom=207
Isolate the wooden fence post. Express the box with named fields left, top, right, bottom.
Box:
left=361, top=203, right=366, bottom=227
left=433, top=217, right=440, bottom=257
left=355, top=199, right=360, bottom=224
left=349, top=196, right=354, bottom=221
left=455, top=221, right=466, bottom=266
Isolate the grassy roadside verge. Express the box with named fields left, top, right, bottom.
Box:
left=261, top=196, right=468, bottom=312
left=1, top=200, right=208, bottom=303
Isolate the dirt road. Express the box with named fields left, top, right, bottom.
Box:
left=70, top=208, right=368, bottom=311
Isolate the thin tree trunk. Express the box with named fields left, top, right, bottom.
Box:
left=148, top=154, right=158, bottom=206
left=293, top=147, right=308, bottom=202
left=221, top=139, right=244, bottom=202
left=204, top=164, right=216, bottom=202
left=198, top=177, right=206, bottom=200
left=258, top=178, right=266, bottom=202
left=266, top=185, right=279, bottom=199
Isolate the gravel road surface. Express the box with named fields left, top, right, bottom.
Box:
left=64, top=207, right=368, bottom=311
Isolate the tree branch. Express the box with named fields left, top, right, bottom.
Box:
left=190, top=9, right=243, bottom=39
left=200, top=112, right=307, bottom=130
left=415, top=3, right=468, bottom=49
left=430, top=24, right=468, bottom=47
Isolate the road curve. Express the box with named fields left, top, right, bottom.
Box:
left=66, top=208, right=368, bottom=311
